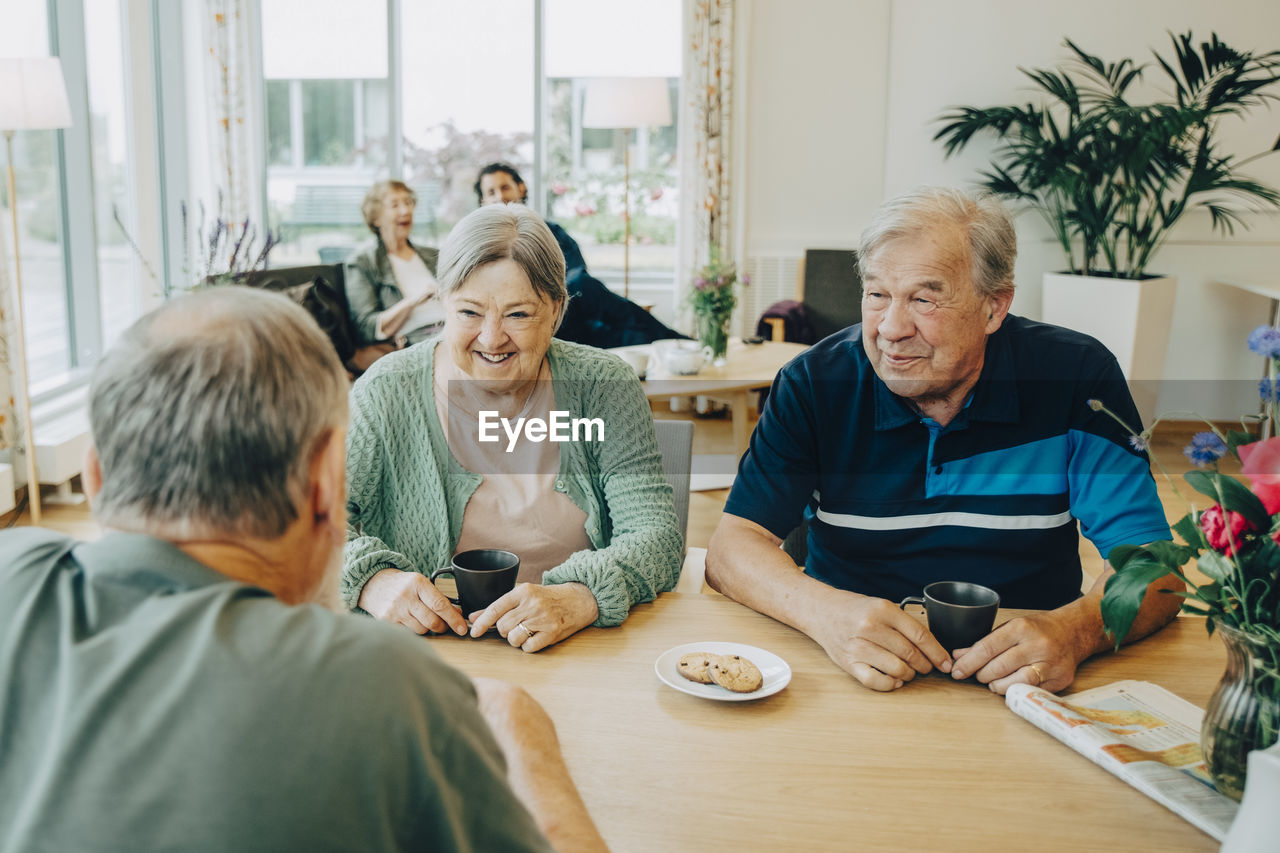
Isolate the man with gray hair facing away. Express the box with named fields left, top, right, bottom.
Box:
left=707, top=187, right=1182, bottom=697
left=0, top=288, right=607, bottom=852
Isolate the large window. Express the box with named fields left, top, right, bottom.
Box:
left=399, top=0, right=535, bottom=238
left=0, top=0, right=142, bottom=394
left=543, top=0, right=681, bottom=305
left=85, top=0, right=141, bottom=351
left=260, top=0, right=392, bottom=265
left=258, top=0, right=682, bottom=318
left=1, top=5, right=71, bottom=388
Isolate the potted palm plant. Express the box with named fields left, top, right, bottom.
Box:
left=935, top=32, right=1280, bottom=387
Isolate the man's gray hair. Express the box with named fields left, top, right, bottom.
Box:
left=857, top=187, right=1017, bottom=298
left=88, top=287, right=349, bottom=540
left=437, top=203, right=567, bottom=307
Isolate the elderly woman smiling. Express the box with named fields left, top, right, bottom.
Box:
left=341, top=204, right=681, bottom=650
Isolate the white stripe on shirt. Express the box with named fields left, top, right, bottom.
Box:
left=814, top=507, right=1074, bottom=531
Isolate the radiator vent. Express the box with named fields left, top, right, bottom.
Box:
left=738, top=254, right=802, bottom=338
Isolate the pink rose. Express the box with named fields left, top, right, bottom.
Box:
left=1238, top=437, right=1280, bottom=514
left=1200, top=505, right=1255, bottom=556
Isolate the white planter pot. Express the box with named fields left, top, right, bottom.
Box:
left=1041, top=272, right=1177, bottom=381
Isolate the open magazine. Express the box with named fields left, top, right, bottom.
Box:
left=1005, top=679, right=1239, bottom=841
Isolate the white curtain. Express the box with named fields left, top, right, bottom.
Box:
left=202, top=0, right=258, bottom=226
left=0, top=205, right=25, bottom=502
left=678, top=0, right=748, bottom=328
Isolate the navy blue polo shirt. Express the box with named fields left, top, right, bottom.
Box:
left=724, top=314, right=1171, bottom=610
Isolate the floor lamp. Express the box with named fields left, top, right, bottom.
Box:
left=581, top=77, right=672, bottom=300
left=0, top=58, right=73, bottom=525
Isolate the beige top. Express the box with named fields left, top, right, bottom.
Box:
left=434, top=349, right=593, bottom=585
left=379, top=251, right=445, bottom=338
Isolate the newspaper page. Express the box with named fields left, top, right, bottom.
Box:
left=1005, top=679, right=1239, bottom=841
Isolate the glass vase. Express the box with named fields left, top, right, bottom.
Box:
left=696, top=310, right=731, bottom=367
left=1200, top=622, right=1280, bottom=801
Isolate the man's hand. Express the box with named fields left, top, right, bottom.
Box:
left=949, top=610, right=1087, bottom=694
left=707, top=514, right=951, bottom=692
left=473, top=679, right=610, bottom=853
left=469, top=582, right=599, bottom=651
left=357, top=568, right=469, bottom=636
left=809, top=590, right=954, bottom=691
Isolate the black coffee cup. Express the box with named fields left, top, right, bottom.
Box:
left=429, top=549, right=520, bottom=615
left=899, top=581, right=1001, bottom=654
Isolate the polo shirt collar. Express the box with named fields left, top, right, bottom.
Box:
left=75, top=531, right=244, bottom=595
left=872, top=324, right=1020, bottom=430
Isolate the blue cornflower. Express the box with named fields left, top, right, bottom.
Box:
left=1129, top=434, right=1149, bottom=452
left=1248, top=326, right=1280, bottom=358
left=1262, top=378, right=1280, bottom=403
left=1183, top=431, right=1227, bottom=467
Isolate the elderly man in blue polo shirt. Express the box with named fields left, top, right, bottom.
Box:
left=706, top=187, right=1182, bottom=695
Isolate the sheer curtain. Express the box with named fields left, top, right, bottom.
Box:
left=201, top=0, right=260, bottom=227
left=678, top=0, right=748, bottom=327
left=1, top=213, right=25, bottom=507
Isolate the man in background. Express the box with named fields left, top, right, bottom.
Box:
left=476, top=161, right=686, bottom=348
left=0, top=287, right=607, bottom=852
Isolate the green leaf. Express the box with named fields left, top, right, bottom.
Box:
left=1245, top=537, right=1280, bottom=581
left=1173, top=514, right=1204, bottom=548
left=1152, top=541, right=1198, bottom=567
left=1102, top=557, right=1182, bottom=648
left=1108, top=543, right=1146, bottom=570
left=1226, top=430, right=1258, bottom=457
left=1197, top=550, right=1234, bottom=582
left=1184, top=470, right=1270, bottom=529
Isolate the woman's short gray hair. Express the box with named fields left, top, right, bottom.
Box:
left=857, top=187, right=1017, bottom=298
left=436, top=204, right=567, bottom=306
left=88, top=287, right=349, bottom=540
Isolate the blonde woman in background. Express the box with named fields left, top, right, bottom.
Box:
left=344, top=180, right=443, bottom=369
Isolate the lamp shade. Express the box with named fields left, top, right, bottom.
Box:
left=582, top=77, right=672, bottom=129
left=0, top=57, right=73, bottom=132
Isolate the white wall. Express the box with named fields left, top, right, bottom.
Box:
left=742, top=0, right=1280, bottom=419
left=742, top=0, right=890, bottom=254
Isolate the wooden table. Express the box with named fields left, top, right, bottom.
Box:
left=432, top=593, right=1227, bottom=852
left=613, top=339, right=807, bottom=455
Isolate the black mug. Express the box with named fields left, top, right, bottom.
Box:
left=899, top=581, right=1001, bottom=654
left=429, top=549, right=520, bottom=615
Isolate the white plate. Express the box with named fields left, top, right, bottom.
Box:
left=654, top=641, right=791, bottom=701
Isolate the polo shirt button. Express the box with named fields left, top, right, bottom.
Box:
left=934, top=465, right=943, bottom=474
left=555, top=479, right=566, bottom=490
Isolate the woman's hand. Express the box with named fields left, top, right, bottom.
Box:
left=468, top=582, right=599, bottom=652
left=358, top=568, right=469, bottom=636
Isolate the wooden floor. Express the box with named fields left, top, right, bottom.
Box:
left=3, top=408, right=1230, bottom=589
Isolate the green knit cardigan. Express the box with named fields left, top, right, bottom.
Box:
left=341, top=338, right=682, bottom=626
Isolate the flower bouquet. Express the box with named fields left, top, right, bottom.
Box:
left=688, top=244, right=744, bottom=367
left=1097, top=326, right=1280, bottom=799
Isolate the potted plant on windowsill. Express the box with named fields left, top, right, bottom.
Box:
left=935, top=32, right=1280, bottom=390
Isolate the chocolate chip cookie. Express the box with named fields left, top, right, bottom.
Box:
left=677, top=652, right=720, bottom=684
left=709, top=654, right=763, bottom=693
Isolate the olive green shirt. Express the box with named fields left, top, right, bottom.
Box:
left=0, top=528, right=554, bottom=853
